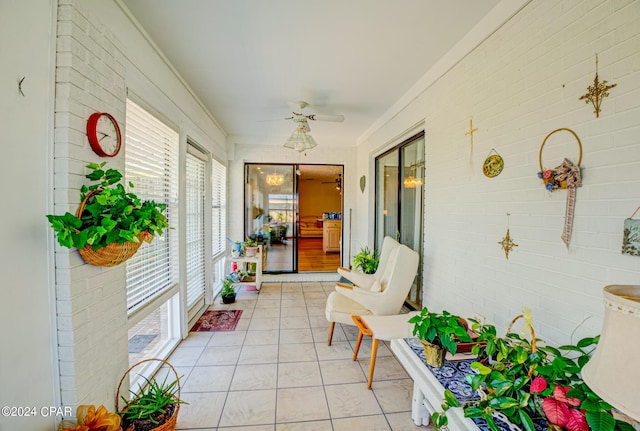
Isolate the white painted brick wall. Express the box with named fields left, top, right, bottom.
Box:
left=54, top=0, right=128, bottom=409
left=409, top=0, right=640, bottom=345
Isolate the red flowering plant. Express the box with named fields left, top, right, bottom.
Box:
left=531, top=335, right=634, bottom=431
left=432, top=311, right=635, bottom=431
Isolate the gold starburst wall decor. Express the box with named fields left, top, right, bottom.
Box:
left=579, top=54, right=617, bottom=118
left=498, top=213, right=518, bottom=259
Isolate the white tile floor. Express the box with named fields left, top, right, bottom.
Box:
left=165, top=281, right=432, bottom=430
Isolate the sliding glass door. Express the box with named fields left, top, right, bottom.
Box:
left=375, top=132, right=425, bottom=309
left=245, top=164, right=297, bottom=272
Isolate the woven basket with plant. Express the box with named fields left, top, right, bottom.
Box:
left=117, top=358, right=186, bottom=431
left=47, top=162, right=169, bottom=267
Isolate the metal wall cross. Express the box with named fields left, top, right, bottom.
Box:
left=465, top=118, right=478, bottom=159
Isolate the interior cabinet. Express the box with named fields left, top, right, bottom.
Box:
left=323, top=220, right=341, bottom=253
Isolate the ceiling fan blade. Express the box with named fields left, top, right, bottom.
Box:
left=307, top=114, right=345, bottom=122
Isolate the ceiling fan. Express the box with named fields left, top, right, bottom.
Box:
left=285, top=101, right=345, bottom=133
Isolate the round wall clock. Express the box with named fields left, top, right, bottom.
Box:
left=86, top=112, right=122, bottom=157
left=483, top=152, right=504, bottom=178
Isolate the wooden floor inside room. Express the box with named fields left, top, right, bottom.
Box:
left=298, top=238, right=340, bottom=272
left=264, top=237, right=341, bottom=272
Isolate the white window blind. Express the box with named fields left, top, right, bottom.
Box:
left=211, top=158, right=226, bottom=259
left=125, top=99, right=179, bottom=315
left=185, top=150, right=206, bottom=308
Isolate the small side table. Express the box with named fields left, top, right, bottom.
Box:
left=229, top=245, right=263, bottom=291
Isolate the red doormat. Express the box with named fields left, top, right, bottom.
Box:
left=191, top=310, right=243, bottom=332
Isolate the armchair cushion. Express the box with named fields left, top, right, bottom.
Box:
left=325, top=290, right=372, bottom=325
left=369, top=279, right=382, bottom=293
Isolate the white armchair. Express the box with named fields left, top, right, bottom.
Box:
left=326, top=243, right=419, bottom=345
left=337, top=236, right=400, bottom=290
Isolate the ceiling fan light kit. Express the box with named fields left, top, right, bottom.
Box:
left=281, top=101, right=344, bottom=152
left=283, top=125, right=318, bottom=152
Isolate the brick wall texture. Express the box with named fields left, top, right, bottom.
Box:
left=54, top=0, right=129, bottom=408
left=414, top=0, right=640, bottom=344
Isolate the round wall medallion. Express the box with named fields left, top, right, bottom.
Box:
left=483, top=154, right=504, bottom=178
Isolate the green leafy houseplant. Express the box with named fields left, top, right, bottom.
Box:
left=431, top=312, right=635, bottom=431
left=352, top=246, right=380, bottom=274
left=47, top=162, right=169, bottom=257
left=237, top=269, right=252, bottom=282
left=119, top=373, right=186, bottom=431
left=409, top=307, right=472, bottom=367
left=221, top=277, right=236, bottom=304
left=243, top=237, right=258, bottom=247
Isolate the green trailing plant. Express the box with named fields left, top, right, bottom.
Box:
left=119, top=373, right=186, bottom=429
left=408, top=307, right=472, bottom=355
left=431, top=312, right=635, bottom=431
left=352, top=246, right=380, bottom=274
left=47, top=162, right=169, bottom=251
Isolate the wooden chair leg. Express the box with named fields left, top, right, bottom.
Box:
left=327, top=321, right=335, bottom=346
left=368, top=338, right=379, bottom=390
left=353, top=330, right=364, bottom=361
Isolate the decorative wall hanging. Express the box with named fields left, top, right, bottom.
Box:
left=18, top=76, right=26, bottom=96
left=579, top=54, right=617, bottom=118
left=360, top=175, right=366, bottom=193
left=622, top=206, right=640, bottom=256
left=465, top=118, right=478, bottom=162
left=537, top=128, right=583, bottom=248
left=482, top=149, right=504, bottom=178
left=498, top=213, right=518, bottom=259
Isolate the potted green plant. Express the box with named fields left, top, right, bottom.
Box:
left=352, top=246, right=380, bottom=274
left=117, top=359, right=186, bottom=431
left=221, top=277, right=236, bottom=304
left=431, top=311, right=636, bottom=431
left=242, top=238, right=259, bottom=257
left=46, top=162, right=169, bottom=267
left=237, top=269, right=253, bottom=282
left=408, top=307, right=472, bottom=368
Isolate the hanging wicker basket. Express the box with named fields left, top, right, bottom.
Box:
left=75, top=189, right=147, bottom=267
left=116, top=358, right=181, bottom=431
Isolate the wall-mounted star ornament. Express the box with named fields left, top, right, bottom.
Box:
left=579, top=54, right=616, bottom=118
left=498, top=213, right=518, bottom=259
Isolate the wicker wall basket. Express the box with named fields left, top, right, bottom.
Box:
left=116, top=358, right=181, bottom=431
left=77, top=238, right=144, bottom=267
left=75, top=189, right=146, bottom=267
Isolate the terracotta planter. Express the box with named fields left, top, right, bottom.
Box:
left=421, top=339, right=446, bottom=368
left=244, top=246, right=258, bottom=257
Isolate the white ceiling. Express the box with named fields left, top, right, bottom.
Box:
left=122, top=0, right=507, bottom=149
